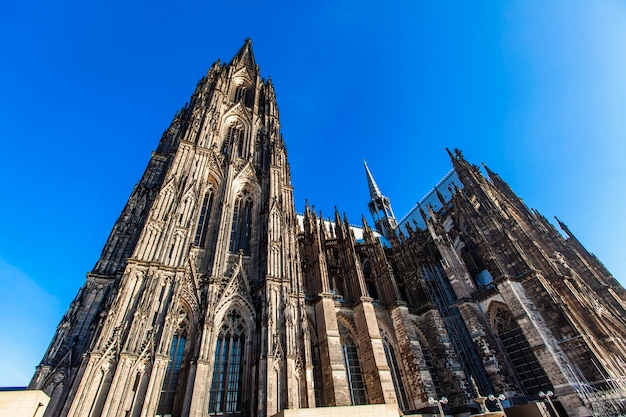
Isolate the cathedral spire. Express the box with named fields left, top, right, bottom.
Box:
left=364, top=160, right=397, bottom=240
left=364, top=160, right=383, bottom=199
left=230, top=37, right=257, bottom=71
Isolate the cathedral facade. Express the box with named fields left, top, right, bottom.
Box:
left=29, top=41, right=626, bottom=417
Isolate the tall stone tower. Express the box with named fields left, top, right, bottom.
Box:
left=30, top=40, right=313, bottom=417
left=28, top=40, right=626, bottom=417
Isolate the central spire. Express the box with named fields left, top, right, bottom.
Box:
left=363, top=160, right=397, bottom=240
left=364, top=160, right=383, bottom=199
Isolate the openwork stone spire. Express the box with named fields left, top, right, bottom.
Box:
left=364, top=160, right=397, bottom=240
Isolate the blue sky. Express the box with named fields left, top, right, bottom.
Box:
left=1, top=0, right=626, bottom=386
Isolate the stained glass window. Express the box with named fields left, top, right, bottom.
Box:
left=209, top=310, right=246, bottom=416
left=157, top=329, right=187, bottom=416
left=194, top=191, right=214, bottom=246
left=223, top=126, right=243, bottom=156
left=341, top=335, right=367, bottom=405
left=383, top=338, right=408, bottom=410
left=229, top=195, right=252, bottom=255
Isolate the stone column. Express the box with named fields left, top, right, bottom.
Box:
left=353, top=298, right=397, bottom=405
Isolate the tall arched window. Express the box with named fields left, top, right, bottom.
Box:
left=194, top=190, right=214, bottom=247
left=233, top=85, right=247, bottom=103
left=236, top=132, right=245, bottom=158
left=209, top=310, right=246, bottom=416
left=490, top=303, right=552, bottom=394
left=341, top=335, right=367, bottom=405
left=382, top=337, right=408, bottom=410
left=157, top=311, right=189, bottom=416
left=229, top=193, right=253, bottom=255
left=223, top=125, right=243, bottom=156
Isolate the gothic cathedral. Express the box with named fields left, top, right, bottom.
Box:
left=30, top=41, right=626, bottom=417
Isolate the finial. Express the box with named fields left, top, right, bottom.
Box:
left=319, top=212, right=328, bottom=237
left=333, top=208, right=343, bottom=230
left=426, top=204, right=437, bottom=220
left=435, top=188, right=446, bottom=205
left=245, top=37, right=252, bottom=44
left=481, top=162, right=496, bottom=179
left=361, top=214, right=371, bottom=231
left=418, top=203, right=428, bottom=222
left=555, top=216, right=570, bottom=235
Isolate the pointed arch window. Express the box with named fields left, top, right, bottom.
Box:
left=209, top=310, right=246, bottom=416
left=194, top=190, right=214, bottom=247
left=491, top=304, right=552, bottom=394
left=236, top=132, right=246, bottom=158
left=261, top=141, right=269, bottom=171
left=223, top=125, right=243, bottom=156
left=254, top=131, right=263, bottom=166
left=382, top=337, right=408, bottom=411
left=341, top=335, right=367, bottom=405
left=157, top=311, right=189, bottom=416
left=233, top=85, right=247, bottom=103
left=229, top=193, right=253, bottom=255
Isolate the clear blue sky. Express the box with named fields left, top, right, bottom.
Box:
left=1, top=0, right=625, bottom=386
